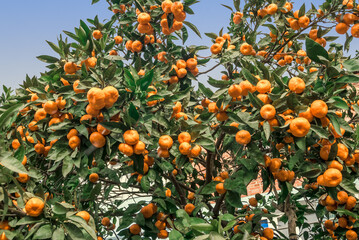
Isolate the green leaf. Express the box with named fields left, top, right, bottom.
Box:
left=169, top=230, right=184, bottom=240
left=263, top=121, right=271, bottom=140
left=198, top=83, right=213, bottom=98
left=330, top=96, right=349, bottom=110
left=89, top=183, right=102, bottom=201
left=305, top=37, right=329, bottom=63
left=226, top=190, right=243, bottom=208
left=272, top=73, right=285, bottom=90
left=124, top=68, right=136, bottom=88
left=327, top=113, right=342, bottom=138
left=33, top=224, right=52, bottom=239
left=62, top=157, right=73, bottom=177
left=104, top=64, right=117, bottom=81
left=183, top=21, right=202, bottom=38
left=64, top=222, right=84, bottom=239
left=46, top=41, right=62, bottom=55
left=141, top=175, right=150, bottom=192
left=68, top=216, right=97, bottom=240
left=311, top=125, right=329, bottom=139
left=0, top=103, right=23, bottom=128
left=16, top=217, right=43, bottom=226
left=342, top=59, right=359, bottom=72
left=221, top=4, right=233, bottom=11
left=209, top=231, right=226, bottom=240
left=52, top=228, right=65, bottom=240
left=248, top=92, right=264, bottom=109
left=233, top=0, right=240, bottom=11
left=0, top=152, right=35, bottom=177
left=335, top=74, right=359, bottom=83
left=36, top=55, right=59, bottom=63
left=139, top=69, right=154, bottom=91
left=204, top=33, right=218, bottom=39
left=191, top=223, right=214, bottom=232
left=128, top=102, right=140, bottom=121
left=241, top=69, right=258, bottom=85
left=200, top=181, right=217, bottom=195
left=340, top=177, right=359, bottom=194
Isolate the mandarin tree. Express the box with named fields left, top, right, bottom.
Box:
left=1, top=0, right=359, bottom=239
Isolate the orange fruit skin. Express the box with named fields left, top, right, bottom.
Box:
left=240, top=43, right=253, bottom=55
left=346, top=230, right=358, bottom=240
left=216, top=183, right=227, bottom=194
left=44, top=101, right=58, bottom=115
left=34, top=108, right=47, bottom=122
left=103, top=86, right=119, bottom=108
left=336, top=22, right=349, bottom=34
left=260, top=104, right=276, bottom=120
left=323, top=168, right=342, bottom=187
left=90, top=132, right=106, bottom=148
left=92, top=30, right=103, bottom=40
left=69, top=136, right=81, bottom=150
left=134, top=141, right=146, bottom=155
left=190, top=145, right=201, bottom=157
left=76, top=211, right=91, bottom=223
left=184, top=203, right=195, bottom=215
left=64, top=62, right=77, bottom=74
left=123, top=130, right=140, bottom=145
left=288, top=77, right=305, bottom=94
left=351, top=23, right=359, bottom=38
left=267, top=4, right=278, bottom=15
left=337, top=191, right=349, bottom=204
left=157, top=230, right=169, bottom=239
left=87, top=88, right=106, bottom=110
left=235, top=130, right=251, bottom=145
left=179, top=142, right=191, bottom=155
left=289, top=117, right=310, bottom=137
left=157, top=148, right=170, bottom=158
left=89, top=173, right=99, bottom=183
left=178, top=132, right=191, bottom=144
left=328, top=160, right=343, bottom=171
left=263, top=228, right=274, bottom=240
left=129, top=224, right=141, bottom=235
left=118, top=143, right=134, bottom=157
left=159, top=135, right=173, bottom=149
left=101, top=217, right=110, bottom=226
left=310, top=100, right=328, bottom=118
left=140, top=205, right=154, bottom=219
left=25, top=198, right=45, bottom=217
left=137, top=12, right=151, bottom=24
left=114, top=36, right=123, bottom=44
left=256, top=80, right=271, bottom=94
left=249, top=197, right=258, bottom=207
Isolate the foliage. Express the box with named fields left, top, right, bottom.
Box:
left=1, top=0, right=359, bottom=239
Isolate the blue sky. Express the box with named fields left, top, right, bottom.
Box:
left=0, top=0, right=357, bottom=91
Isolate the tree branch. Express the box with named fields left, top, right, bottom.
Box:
left=168, top=173, right=187, bottom=206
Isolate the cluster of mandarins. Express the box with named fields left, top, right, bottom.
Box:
left=210, top=34, right=237, bottom=55
left=171, top=101, right=188, bottom=121
left=200, top=97, right=231, bottom=123
left=127, top=202, right=196, bottom=239
left=320, top=190, right=358, bottom=239
left=117, top=129, right=155, bottom=183
left=169, top=57, right=199, bottom=83
left=100, top=216, right=116, bottom=232
left=231, top=197, right=274, bottom=240
left=158, top=131, right=201, bottom=159
left=335, top=1, right=359, bottom=38
left=133, top=203, right=169, bottom=239
left=160, top=0, right=186, bottom=35
left=74, top=86, right=119, bottom=150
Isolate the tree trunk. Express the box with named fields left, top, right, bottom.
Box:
left=285, top=197, right=298, bottom=240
